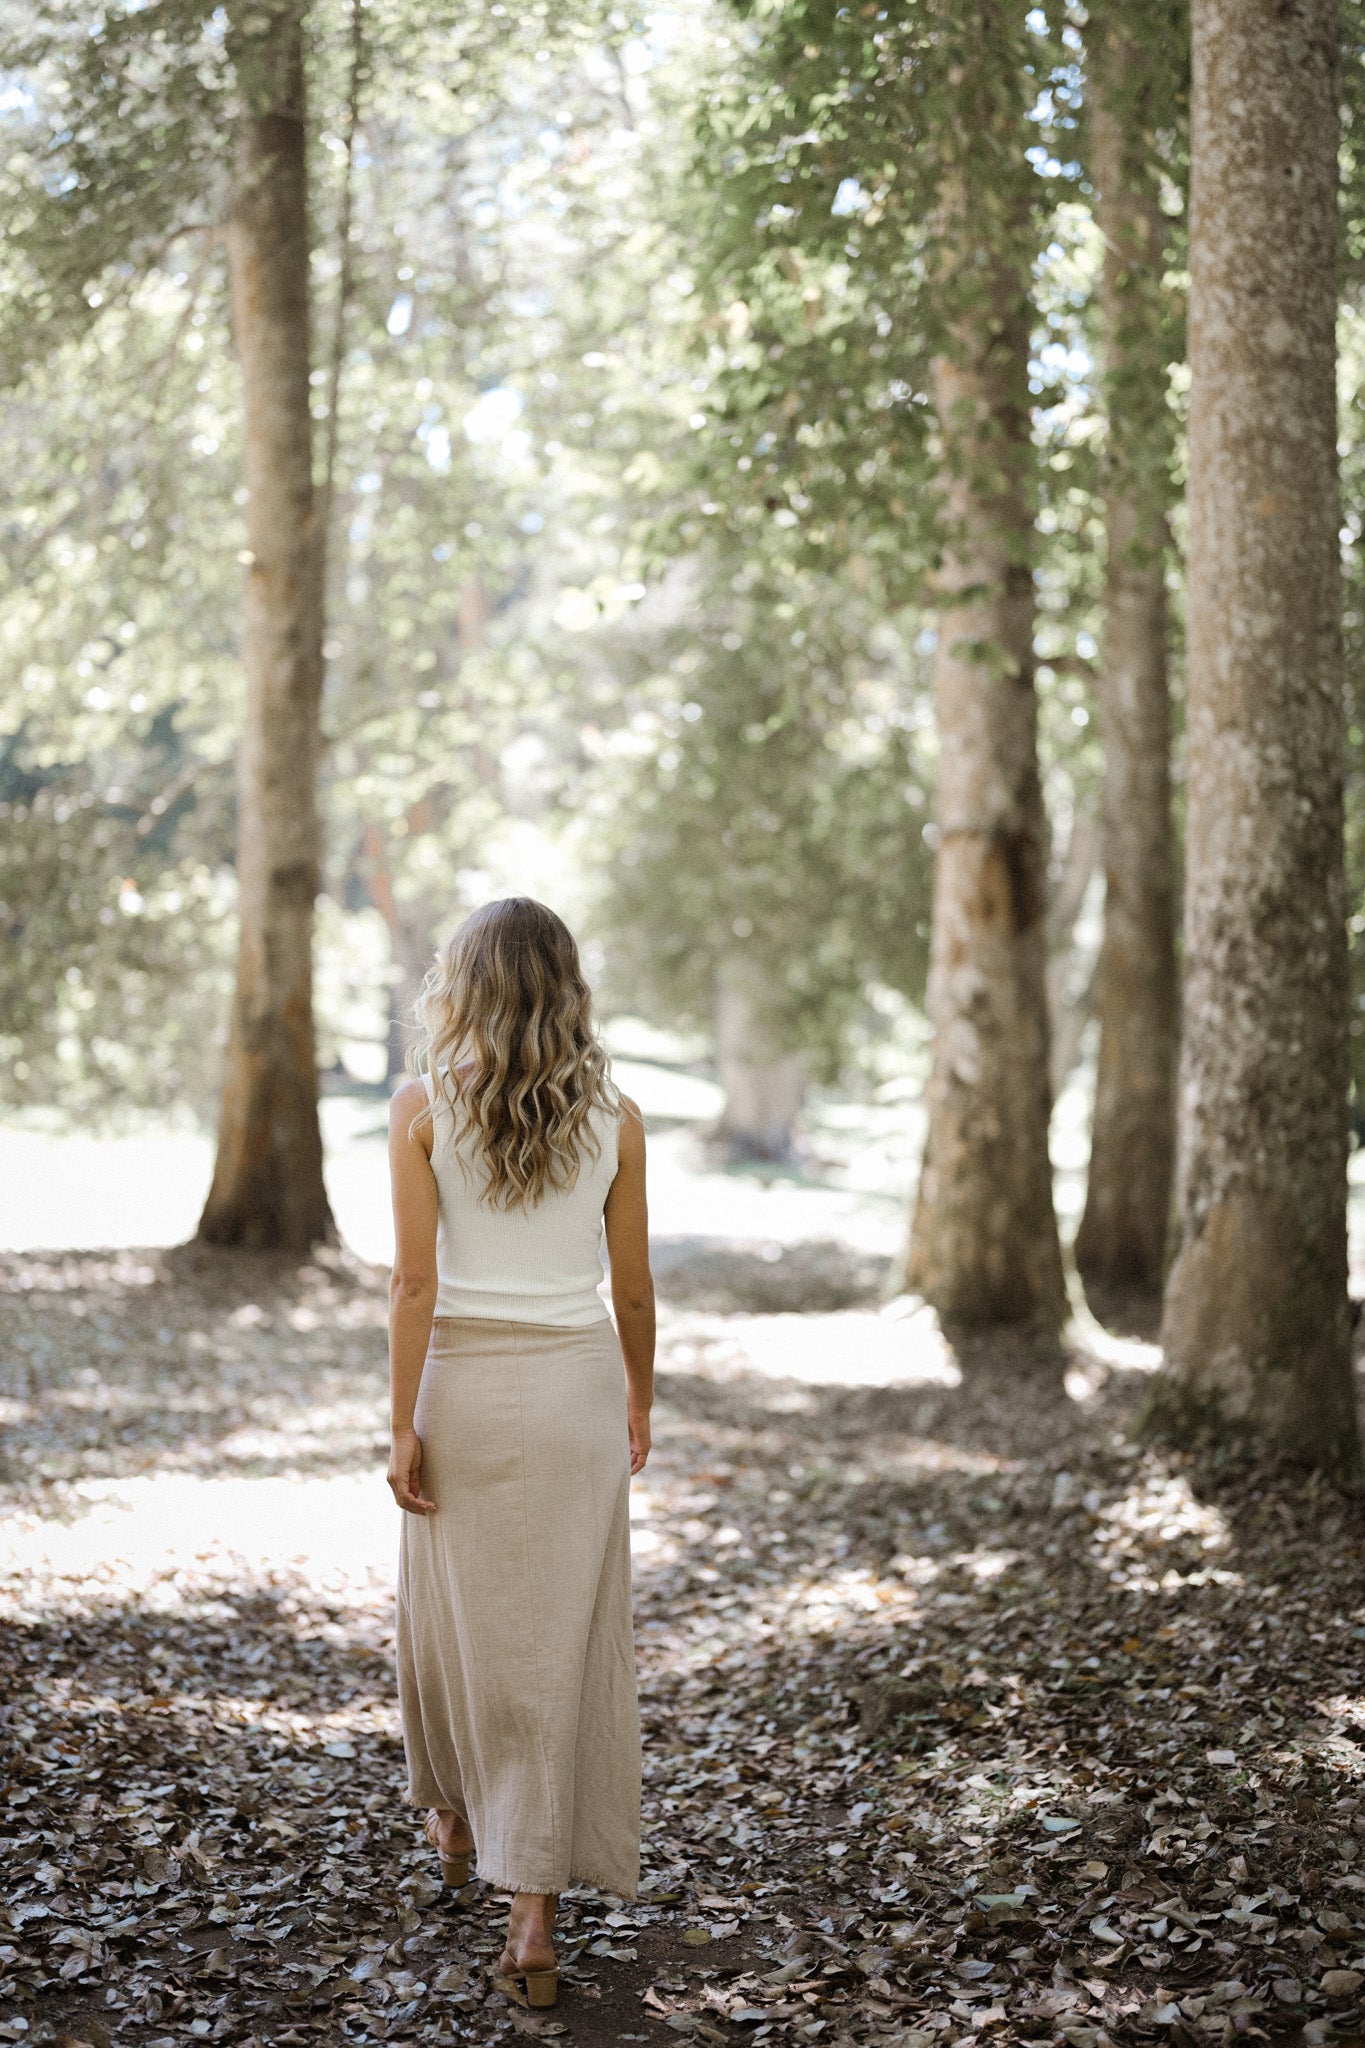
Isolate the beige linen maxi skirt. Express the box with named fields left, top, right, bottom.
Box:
left=396, top=1315, right=640, bottom=1898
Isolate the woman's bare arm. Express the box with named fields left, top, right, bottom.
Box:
left=387, top=1077, right=440, bottom=1515
left=603, top=1095, right=655, bottom=1474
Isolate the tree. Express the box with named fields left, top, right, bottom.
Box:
left=650, top=4, right=1069, bottom=1322
left=711, top=953, right=808, bottom=1162
left=900, top=10, right=1066, bottom=1329
left=1073, top=2, right=1182, bottom=1296
left=595, top=552, right=934, bottom=1131
left=1153, top=0, right=1360, bottom=1473
left=198, top=1, right=333, bottom=1250
left=0, top=0, right=637, bottom=1232
left=0, top=0, right=336, bottom=1243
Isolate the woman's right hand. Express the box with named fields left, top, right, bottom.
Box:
left=388, top=1427, right=437, bottom=1515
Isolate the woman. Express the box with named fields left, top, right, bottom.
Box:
left=386, top=898, right=654, bottom=2010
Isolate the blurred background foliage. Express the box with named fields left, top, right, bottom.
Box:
left=0, top=0, right=1359, bottom=1133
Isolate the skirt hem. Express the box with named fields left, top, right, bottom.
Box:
left=481, top=1863, right=638, bottom=1900
left=404, top=1804, right=638, bottom=1898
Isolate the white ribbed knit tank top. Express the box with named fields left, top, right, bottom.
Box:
left=422, top=1071, right=620, bottom=1327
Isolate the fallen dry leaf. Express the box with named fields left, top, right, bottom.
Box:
left=1, top=1245, right=1363, bottom=2048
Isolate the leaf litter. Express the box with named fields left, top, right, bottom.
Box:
left=2, top=1245, right=1365, bottom=2048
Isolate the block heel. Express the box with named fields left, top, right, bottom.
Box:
left=498, top=1958, right=558, bottom=2008
left=424, top=1811, right=472, bottom=1888
left=524, top=1967, right=559, bottom=2008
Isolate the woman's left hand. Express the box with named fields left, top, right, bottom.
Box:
left=388, top=1427, right=437, bottom=1515
left=628, top=1406, right=651, bottom=1475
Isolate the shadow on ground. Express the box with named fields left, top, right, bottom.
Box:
left=3, top=1248, right=1365, bottom=2047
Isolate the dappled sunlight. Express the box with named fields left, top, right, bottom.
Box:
left=1061, top=1306, right=1164, bottom=1407
left=3, top=1250, right=162, bottom=1294
left=656, top=1302, right=961, bottom=1392
left=1, top=0, right=1359, bottom=2032
left=1090, top=1471, right=1238, bottom=1594
left=5, top=1245, right=1365, bottom=2044
left=1075, top=1325, right=1164, bottom=1377
left=2, top=1246, right=389, bottom=1494
left=1, top=1470, right=395, bottom=1620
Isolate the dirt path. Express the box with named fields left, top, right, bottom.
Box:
left=3, top=1247, right=1365, bottom=2048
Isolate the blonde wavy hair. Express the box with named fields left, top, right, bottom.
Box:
left=410, top=897, right=620, bottom=1209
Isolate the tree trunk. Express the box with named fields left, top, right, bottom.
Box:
left=358, top=822, right=439, bottom=1083
left=1154, top=0, right=1358, bottom=1473
left=198, top=2, right=334, bottom=1253
left=902, top=172, right=1066, bottom=1329
left=1046, top=801, right=1100, bottom=1102
left=385, top=905, right=438, bottom=1085
left=1074, top=23, right=1179, bottom=1296
left=712, top=954, right=804, bottom=1164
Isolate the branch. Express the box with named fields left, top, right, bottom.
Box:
left=133, top=753, right=232, bottom=839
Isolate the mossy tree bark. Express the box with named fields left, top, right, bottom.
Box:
left=1154, top=0, right=1359, bottom=1473
left=198, top=1, right=334, bottom=1253
left=902, top=77, right=1066, bottom=1328
left=1074, top=14, right=1179, bottom=1296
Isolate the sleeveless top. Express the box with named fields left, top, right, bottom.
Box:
left=422, top=1071, right=620, bottom=1327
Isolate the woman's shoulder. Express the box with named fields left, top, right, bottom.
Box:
left=389, top=1075, right=434, bottom=1154
left=613, top=1093, right=645, bottom=1157
left=390, top=1074, right=429, bottom=1117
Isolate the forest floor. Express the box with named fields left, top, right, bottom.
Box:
left=3, top=1235, right=1365, bottom=2048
